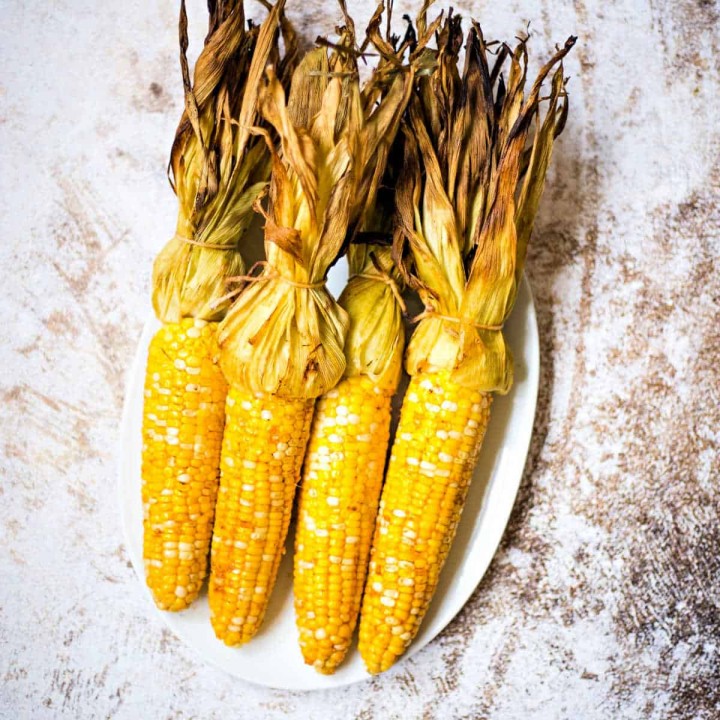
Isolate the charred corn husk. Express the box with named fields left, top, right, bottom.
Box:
left=142, top=0, right=296, bottom=611
left=359, top=14, right=575, bottom=672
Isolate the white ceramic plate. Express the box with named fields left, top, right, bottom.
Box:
left=118, top=260, right=539, bottom=690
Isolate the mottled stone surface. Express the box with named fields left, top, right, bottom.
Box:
left=0, top=1, right=718, bottom=718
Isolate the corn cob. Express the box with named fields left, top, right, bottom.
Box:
left=142, top=318, right=227, bottom=609
left=358, top=16, right=575, bottom=672
left=208, top=387, right=314, bottom=643
left=294, top=252, right=406, bottom=672
left=141, top=0, right=295, bottom=611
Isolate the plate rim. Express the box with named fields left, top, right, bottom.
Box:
left=117, top=274, right=539, bottom=690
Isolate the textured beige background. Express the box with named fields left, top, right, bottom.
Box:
left=1, top=1, right=718, bottom=718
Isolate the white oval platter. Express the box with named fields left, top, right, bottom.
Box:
left=118, top=261, right=539, bottom=690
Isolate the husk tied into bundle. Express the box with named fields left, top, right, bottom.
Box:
left=394, top=14, right=575, bottom=393
left=336, top=3, right=444, bottom=393
left=218, top=2, right=425, bottom=399
left=152, top=0, right=297, bottom=324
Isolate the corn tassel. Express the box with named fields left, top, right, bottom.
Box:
left=208, top=387, right=313, bottom=644
left=358, top=372, right=492, bottom=673
left=294, top=375, right=393, bottom=672
left=142, top=318, right=227, bottom=609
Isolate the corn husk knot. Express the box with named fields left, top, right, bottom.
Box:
left=396, top=17, right=575, bottom=393
left=339, top=246, right=405, bottom=392
left=152, top=0, right=297, bottom=324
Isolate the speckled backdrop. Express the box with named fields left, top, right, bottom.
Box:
left=1, top=1, right=718, bottom=718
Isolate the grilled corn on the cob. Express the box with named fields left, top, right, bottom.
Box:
left=209, top=34, right=361, bottom=645
left=141, top=0, right=295, bottom=611
left=359, top=16, right=574, bottom=672
left=295, top=249, right=406, bottom=672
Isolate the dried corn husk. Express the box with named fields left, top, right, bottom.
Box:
left=395, top=17, right=575, bottom=393
left=332, top=4, right=443, bottom=392
left=218, top=5, right=423, bottom=399
left=340, top=128, right=406, bottom=392
left=152, top=0, right=297, bottom=324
